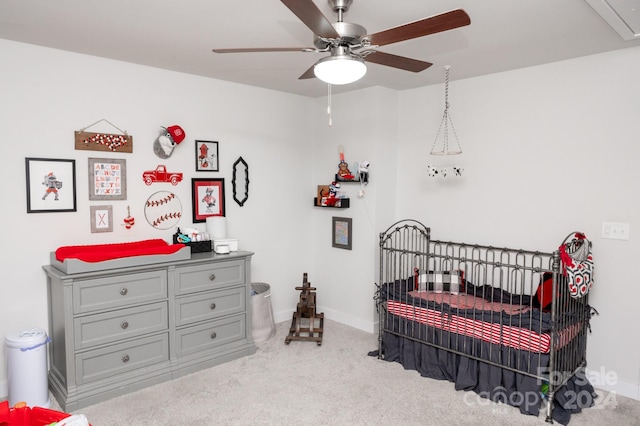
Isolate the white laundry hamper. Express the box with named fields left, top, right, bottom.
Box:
left=251, top=283, right=276, bottom=343
left=5, top=328, right=51, bottom=408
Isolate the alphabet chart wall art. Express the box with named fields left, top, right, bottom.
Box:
left=88, top=158, right=127, bottom=201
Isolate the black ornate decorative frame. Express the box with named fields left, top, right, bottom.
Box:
left=232, top=156, right=249, bottom=206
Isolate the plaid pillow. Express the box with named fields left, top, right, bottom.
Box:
left=414, top=269, right=462, bottom=294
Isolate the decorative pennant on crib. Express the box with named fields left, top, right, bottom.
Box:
left=75, top=119, right=133, bottom=153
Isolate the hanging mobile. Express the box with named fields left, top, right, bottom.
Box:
left=428, top=65, right=464, bottom=178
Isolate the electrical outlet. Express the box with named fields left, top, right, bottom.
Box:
left=602, top=222, right=630, bottom=240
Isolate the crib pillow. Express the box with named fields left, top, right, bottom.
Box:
left=414, top=268, right=463, bottom=294
left=534, top=272, right=555, bottom=311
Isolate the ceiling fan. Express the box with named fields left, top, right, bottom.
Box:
left=212, top=0, right=471, bottom=85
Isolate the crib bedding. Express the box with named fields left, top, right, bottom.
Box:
left=381, top=330, right=595, bottom=425
left=380, top=277, right=592, bottom=424
left=382, top=277, right=555, bottom=333
left=385, top=300, right=582, bottom=354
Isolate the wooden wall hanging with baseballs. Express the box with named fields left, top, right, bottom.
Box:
left=75, top=119, right=133, bottom=153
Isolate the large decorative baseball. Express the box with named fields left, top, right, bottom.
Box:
left=144, top=191, right=182, bottom=229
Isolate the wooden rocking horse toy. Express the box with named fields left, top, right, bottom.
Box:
left=285, top=273, right=324, bottom=345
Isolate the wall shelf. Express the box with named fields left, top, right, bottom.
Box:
left=313, top=198, right=350, bottom=208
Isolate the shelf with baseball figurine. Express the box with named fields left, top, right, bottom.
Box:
left=314, top=181, right=349, bottom=208
left=334, top=160, right=369, bottom=184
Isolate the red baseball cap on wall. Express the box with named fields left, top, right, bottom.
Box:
left=167, top=125, right=185, bottom=144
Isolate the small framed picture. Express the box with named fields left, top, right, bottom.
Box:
left=332, top=216, right=352, bottom=250
left=195, top=140, right=219, bottom=172
left=88, top=157, right=127, bottom=200
left=90, top=205, right=113, bottom=233
left=192, top=178, right=225, bottom=222
left=25, top=157, right=77, bottom=213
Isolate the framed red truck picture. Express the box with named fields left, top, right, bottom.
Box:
left=142, top=165, right=183, bottom=186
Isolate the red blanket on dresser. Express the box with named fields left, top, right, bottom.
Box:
left=55, top=239, right=185, bottom=263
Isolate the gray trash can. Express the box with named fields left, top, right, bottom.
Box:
left=251, top=283, right=276, bottom=343
left=5, top=328, right=51, bottom=408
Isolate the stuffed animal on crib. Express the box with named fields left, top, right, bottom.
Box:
left=153, top=125, right=185, bottom=159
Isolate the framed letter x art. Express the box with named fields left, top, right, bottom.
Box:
left=90, top=205, right=113, bottom=233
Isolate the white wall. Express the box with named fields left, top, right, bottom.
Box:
left=395, top=47, right=640, bottom=400
left=308, top=87, right=399, bottom=332
left=0, top=40, right=314, bottom=397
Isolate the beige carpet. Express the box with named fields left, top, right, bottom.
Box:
left=51, top=320, right=640, bottom=425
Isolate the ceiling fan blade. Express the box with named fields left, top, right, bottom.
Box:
left=367, top=9, right=470, bottom=47
left=212, top=47, right=311, bottom=53
left=281, top=0, right=340, bottom=39
left=298, top=65, right=316, bottom=80
left=363, top=51, right=432, bottom=72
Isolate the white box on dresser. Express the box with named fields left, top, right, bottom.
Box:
left=43, top=250, right=256, bottom=411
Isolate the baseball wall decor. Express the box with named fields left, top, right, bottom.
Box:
left=144, top=190, right=182, bottom=229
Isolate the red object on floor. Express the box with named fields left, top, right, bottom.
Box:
left=0, top=400, right=91, bottom=426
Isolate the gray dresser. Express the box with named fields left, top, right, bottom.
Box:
left=43, top=250, right=256, bottom=411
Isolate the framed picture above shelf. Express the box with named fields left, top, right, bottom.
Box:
left=313, top=198, right=349, bottom=208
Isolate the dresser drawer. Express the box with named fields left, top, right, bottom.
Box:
left=175, top=260, right=245, bottom=295
left=176, top=314, right=246, bottom=357
left=75, top=333, right=169, bottom=385
left=175, top=287, right=245, bottom=327
left=74, top=302, right=168, bottom=349
left=73, top=270, right=167, bottom=314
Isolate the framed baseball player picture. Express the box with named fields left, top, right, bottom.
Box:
left=192, top=178, right=225, bottom=223
left=25, top=157, right=77, bottom=213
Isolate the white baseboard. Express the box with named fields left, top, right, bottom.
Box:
left=586, top=367, right=640, bottom=401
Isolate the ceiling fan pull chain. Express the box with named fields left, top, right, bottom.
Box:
left=327, top=83, right=333, bottom=126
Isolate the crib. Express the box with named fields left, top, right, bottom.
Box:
left=375, top=220, right=596, bottom=424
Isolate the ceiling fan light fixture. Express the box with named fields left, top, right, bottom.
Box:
left=314, top=54, right=367, bottom=85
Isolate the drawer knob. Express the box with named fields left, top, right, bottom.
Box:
left=121, top=321, right=129, bottom=329
left=210, top=303, right=216, bottom=310
left=210, top=332, right=217, bottom=340
left=122, top=354, right=130, bottom=363
left=120, top=288, right=129, bottom=296
left=209, top=274, right=216, bottom=281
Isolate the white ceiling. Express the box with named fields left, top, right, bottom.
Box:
left=1, top=0, right=639, bottom=98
